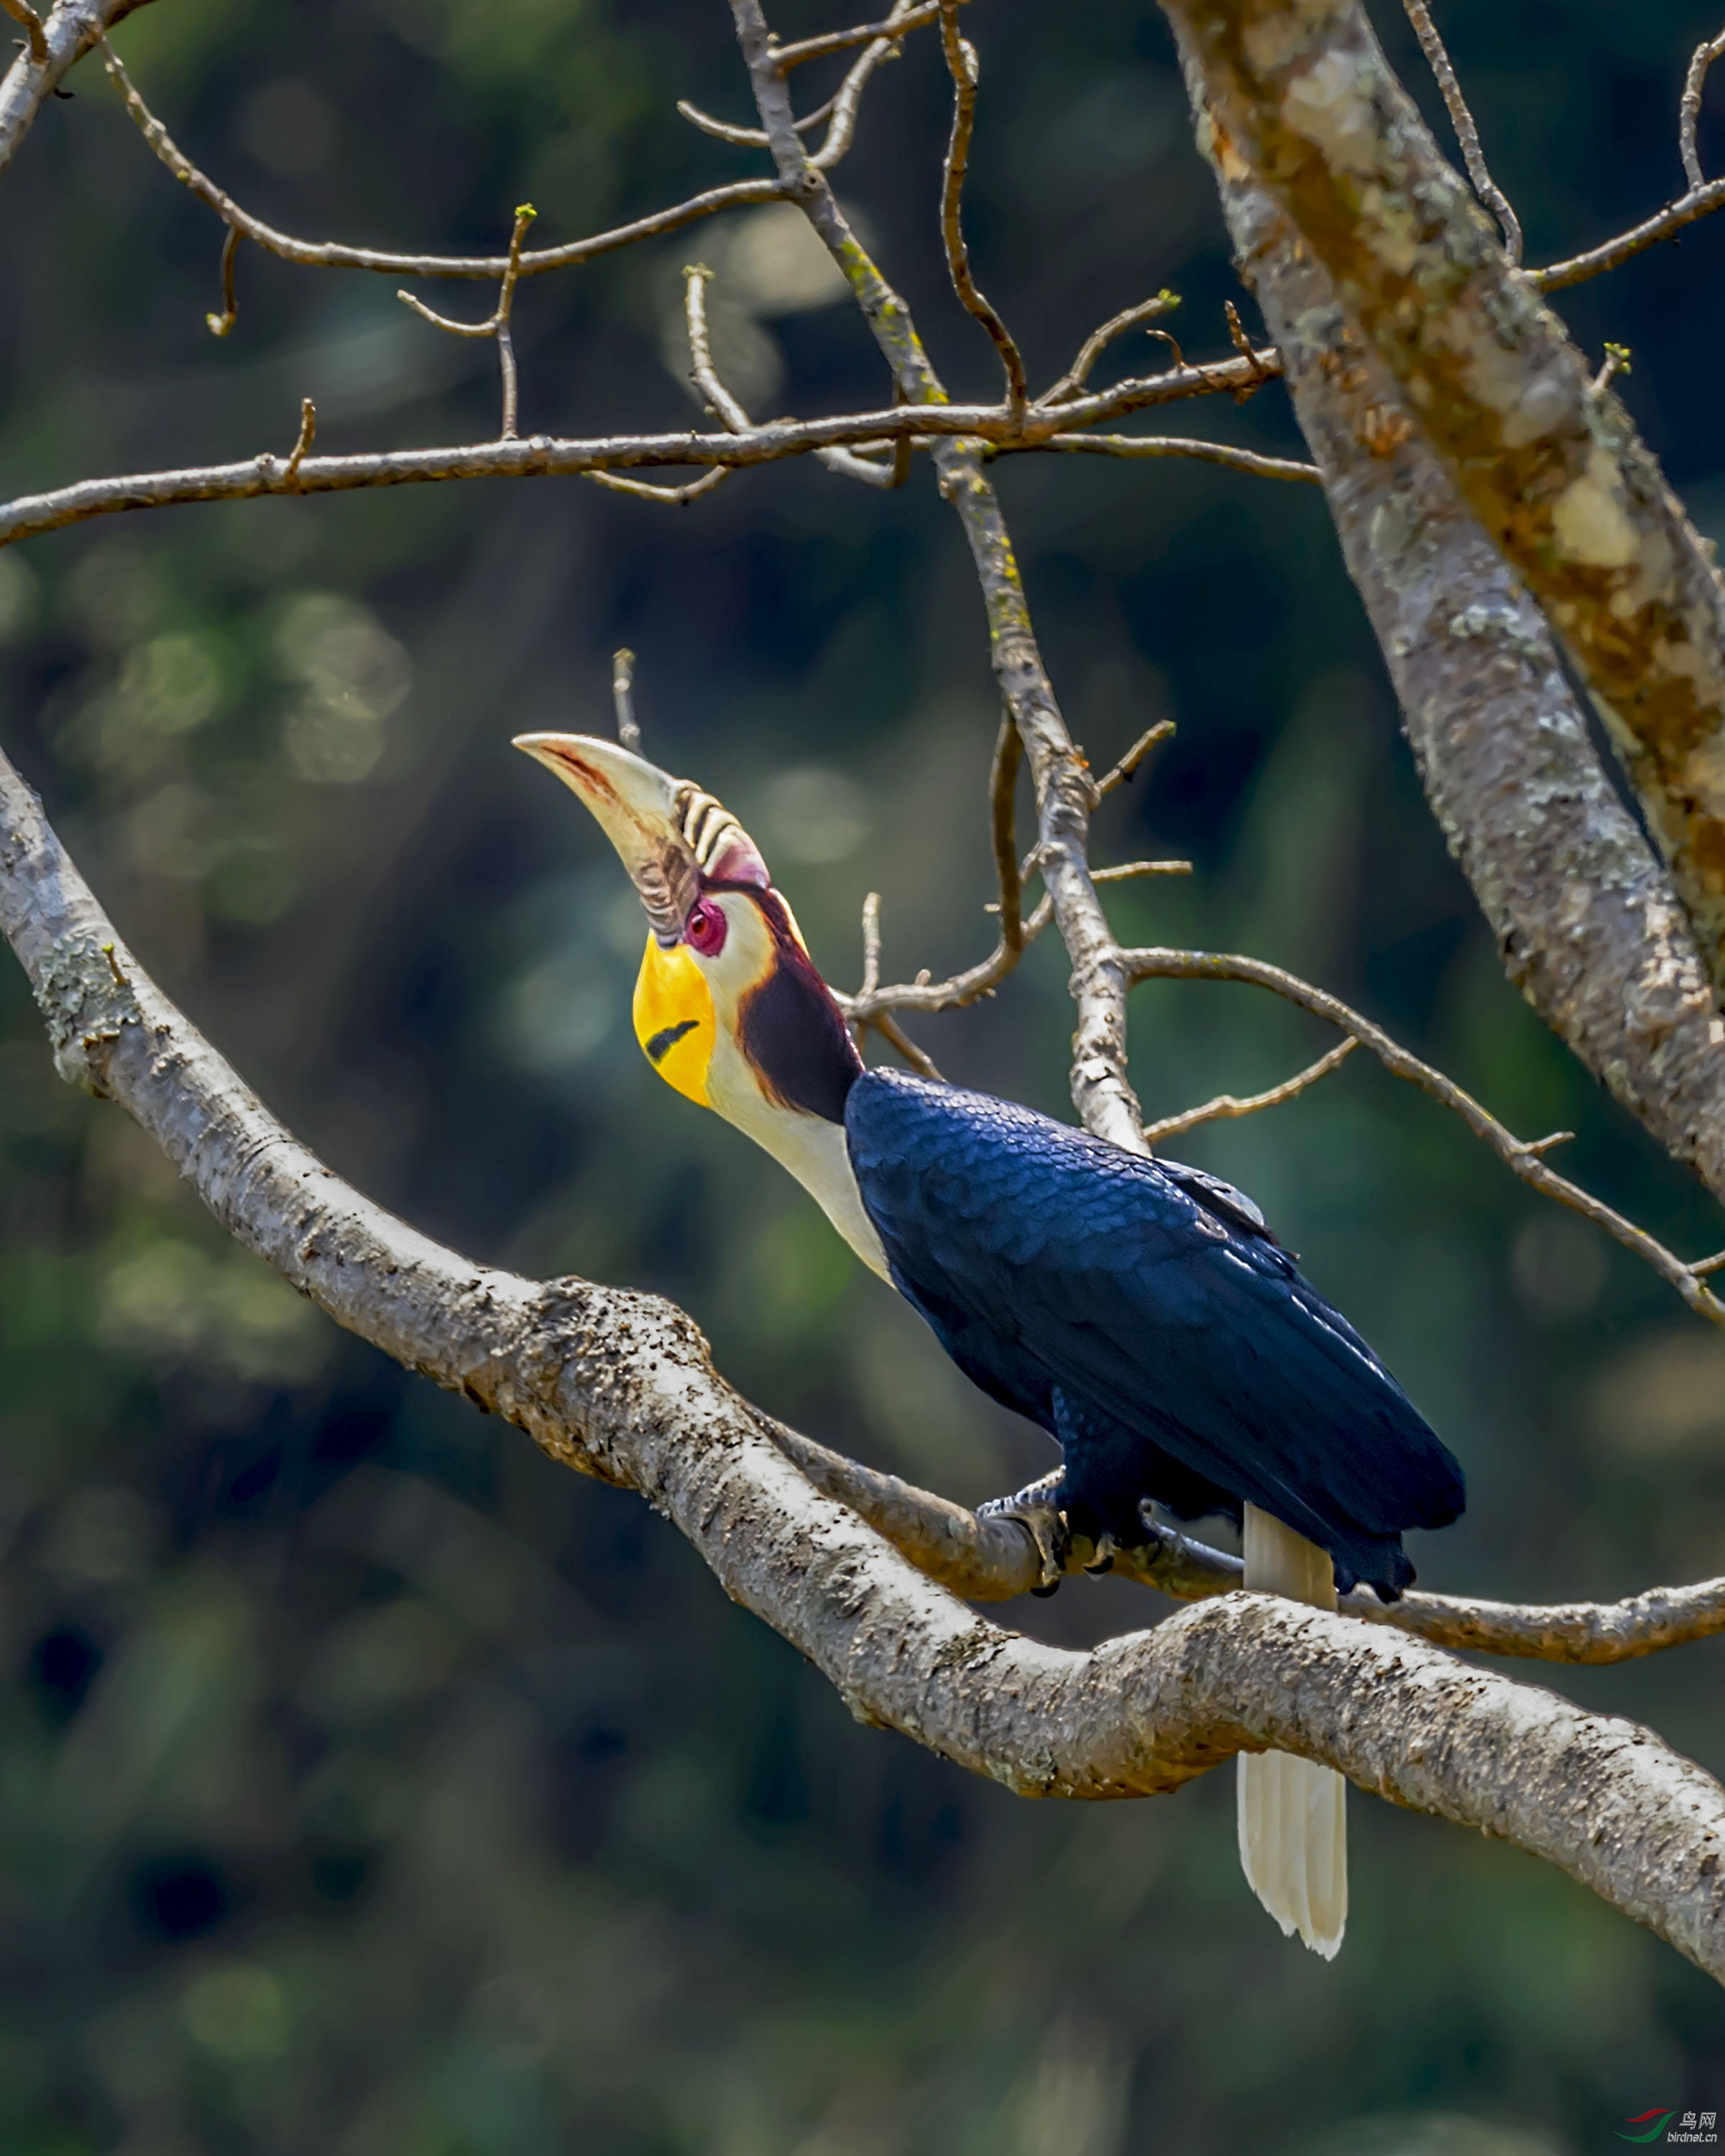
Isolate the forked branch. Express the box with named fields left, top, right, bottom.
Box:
left=3, top=746, right=1725, bottom=1980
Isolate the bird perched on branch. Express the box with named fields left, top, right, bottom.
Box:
left=516, top=730, right=1465, bottom=1959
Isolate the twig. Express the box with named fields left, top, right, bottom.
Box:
left=990, top=715, right=1023, bottom=953
left=1092, top=858, right=1192, bottom=881
left=684, top=0, right=922, bottom=166
left=99, top=37, right=789, bottom=283
left=399, top=203, right=535, bottom=439
left=206, top=223, right=239, bottom=338
left=1123, top=945, right=1725, bottom=1325
left=1040, top=292, right=1182, bottom=406
left=1220, top=300, right=1275, bottom=385
left=1141, top=1039, right=1358, bottom=1144
left=763, top=1416, right=1725, bottom=1665
left=495, top=205, right=533, bottom=439
left=1094, top=717, right=1174, bottom=797
left=937, top=0, right=1028, bottom=418
left=684, top=263, right=751, bottom=431
left=0, top=0, right=46, bottom=69
left=1681, top=23, right=1725, bottom=193
left=771, top=0, right=949, bottom=71
left=1400, top=0, right=1522, bottom=262
left=0, top=370, right=1305, bottom=554
left=859, top=890, right=882, bottom=999
left=587, top=468, right=735, bottom=509
left=1007, top=433, right=1320, bottom=482
left=1531, top=178, right=1725, bottom=290
left=678, top=91, right=838, bottom=145
left=870, top=1009, right=943, bottom=1080
left=1591, top=341, right=1632, bottom=396
left=282, top=398, right=316, bottom=485
left=612, top=648, right=640, bottom=751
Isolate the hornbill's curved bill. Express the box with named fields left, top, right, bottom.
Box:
left=516, top=730, right=1466, bottom=1959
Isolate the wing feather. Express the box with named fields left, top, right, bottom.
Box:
left=845, top=1070, right=1463, bottom=1545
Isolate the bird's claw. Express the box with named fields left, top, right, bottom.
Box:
left=1082, top=1531, right=1120, bottom=1576
left=977, top=1478, right=1072, bottom=1595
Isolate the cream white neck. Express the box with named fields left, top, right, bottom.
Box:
left=703, top=1027, right=889, bottom=1280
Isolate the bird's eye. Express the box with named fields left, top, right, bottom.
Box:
left=684, top=898, right=728, bottom=958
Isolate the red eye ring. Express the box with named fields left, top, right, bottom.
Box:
left=684, top=898, right=728, bottom=958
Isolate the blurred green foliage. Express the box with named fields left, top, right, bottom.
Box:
left=1, top=0, right=1725, bottom=2149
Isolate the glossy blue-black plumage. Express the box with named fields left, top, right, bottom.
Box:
left=843, top=1068, right=1463, bottom=1597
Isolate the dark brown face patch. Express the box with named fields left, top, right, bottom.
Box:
left=733, top=891, right=861, bottom=1124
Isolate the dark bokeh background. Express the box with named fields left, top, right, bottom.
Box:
left=1, top=0, right=1724, bottom=2149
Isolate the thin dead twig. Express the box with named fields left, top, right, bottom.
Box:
left=990, top=715, right=1024, bottom=954
left=100, top=37, right=788, bottom=285
left=1125, top=945, right=1725, bottom=1326
left=207, top=224, right=239, bottom=338
left=1683, top=24, right=1725, bottom=193
left=1142, top=1039, right=1359, bottom=1145
left=937, top=0, right=1027, bottom=418
left=0, top=367, right=1305, bottom=554
left=282, top=398, right=316, bottom=486
left=771, top=0, right=949, bottom=70
left=682, top=0, right=919, bottom=164
left=587, top=468, right=735, bottom=509
left=399, top=204, right=536, bottom=439
left=1531, top=180, right=1725, bottom=290
left=1401, top=0, right=1522, bottom=262
left=0, top=0, right=45, bottom=69
left=678, top=91, right=837, bottom=145
left=683, top=264, right=753, bottom=433
left=1008, top=433, right=1320, bottom=483
left=870, top=1009, right=944, bottom=1080
left=1041, top=291, right=1182, bottom=406
left=612, top=648, right=640, bottom=752
left=1591, top=342, right=1632, bottom=397
left=1095, top=717, right=1174, bottom=797
left=1092, top=860, right=1192, bottom=882
left=859, top=891, right=882, bottom=999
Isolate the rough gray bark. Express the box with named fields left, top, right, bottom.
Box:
left=1162, top=0, right=1725, bottom=1001
left=0, top=0, right=152, bottom=173
left=7, top=733, right=1725, bottom=1976
left=775, top=1422, right=1725, bottom=1664
left=1161, top=32, right=1725, bottom=1207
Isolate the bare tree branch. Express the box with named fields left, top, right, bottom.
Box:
left=611, top=648, right=641, bottom=751
left=0, top=0, right=150, bottom=171
left=1002, top=433, right=1319, bottom=481
left=1174, top=51, right=1725, bottom=1218
left=1681, top=22, right=1725, bottom=193
left=1141, top=1038, right=1358, bottom=1144
left=770, top=1421, right=1725, bottom=1666
left=0, top=0, right=47, bottom=71
left=1124, top=944, right=1725, bottom=1324
left=937, top=0, right=1028, bottom=416
left=1041, top=291, right=1182, bottom=405
left=770, top=1, right=950, bottom=71
left=4, top=742, right=1725, bottom=1973
left=0, top=377, right=1303, bottom=554
left=732, top=0, right=1151, bottom=1153
left=1399, top=0, right=1522, bottom=262
left=1532, top=179, right=1725, bottom=291
left=1164, top=0, right=1725, bottom=1002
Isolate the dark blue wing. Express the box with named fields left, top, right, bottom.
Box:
left=844, top=1070, right=1463, bottom=1584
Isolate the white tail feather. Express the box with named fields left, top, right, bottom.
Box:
left=1236, top=1503, right=1347, bottom=1958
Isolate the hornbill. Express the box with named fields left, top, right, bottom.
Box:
left=516, top=730, right=1466, bottom=1958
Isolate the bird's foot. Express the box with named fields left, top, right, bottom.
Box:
left=977, top=1474, right=1071, bottom=1595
